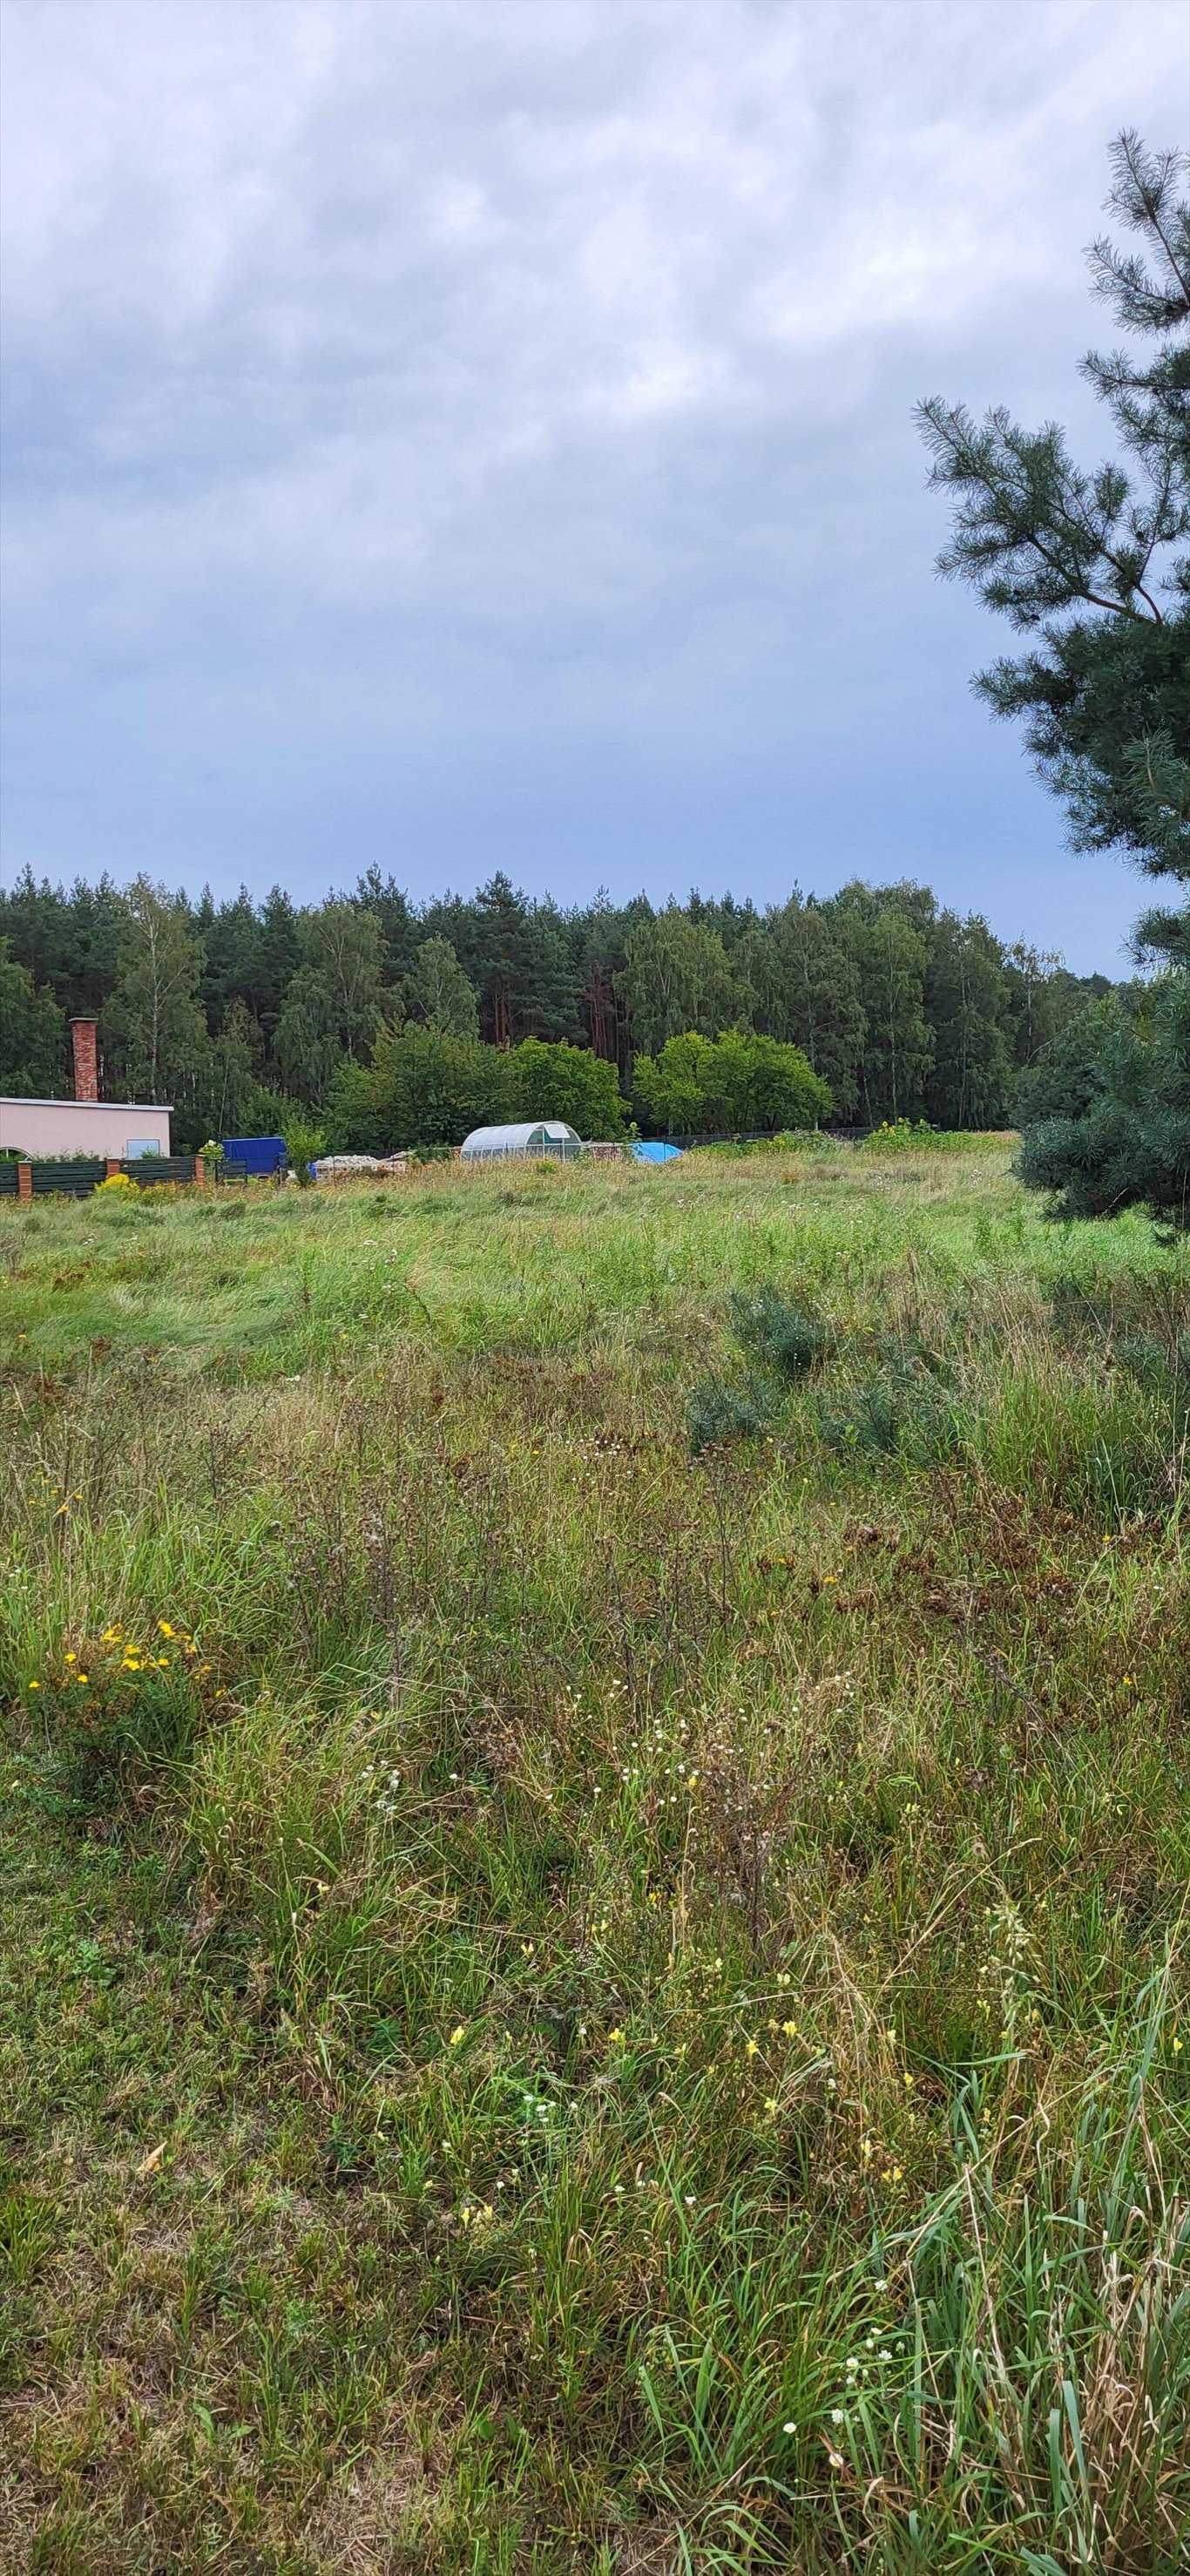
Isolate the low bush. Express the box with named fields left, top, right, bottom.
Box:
left=860, top=1118, right=938, bottom=1151
left=282, top=1117, right=327, bottom=1186
left=24, top=1620, right=213, bottom=1812
left=687, top=1286, right=828, bottom=1450
left=686, top=1373, right=776, bottom=1452
left=727, top=1285, right=828, bottom=1380
left=817, top=1357, right=969, bottom=1466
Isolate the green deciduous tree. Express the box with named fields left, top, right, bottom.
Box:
left=401, top=937, right=479, bottom=1037
left=101, top=878, right=213, bottom=1113
left=197, top=1000, right=292, bottom=1142
left=830, top=886, right=935, bottom=1126
left=274, top=903, right=386, bottom=1100
left=617, top=910, right=748, bottom=1055
left=632, top=1030, right=831, bottom=1136
left=273, top=980, right=341, bottom=1104
left=509, top=1037, right=629, bottom=1137
left=327, top=1022, right=517, bottom=1152
left=1004, top=942, right=1071, bottom=1068
left=738, top=898, right=866, bottom=1119
left=281, top=1115, right=327, bottom=1186
left=924, top=911, right=1014, bottom=1129
left=0, top=939, right=68, bottom=1095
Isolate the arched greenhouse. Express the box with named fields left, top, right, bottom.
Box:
left=460, top=1121, right=582, bottom=1161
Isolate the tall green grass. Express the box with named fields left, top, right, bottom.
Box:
left=2, top=1143, right=1187, bottom=2571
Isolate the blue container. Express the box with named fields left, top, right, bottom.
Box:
left=221, top=1135, right=287, bottom=1176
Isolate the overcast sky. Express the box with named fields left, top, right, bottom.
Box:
left=2, top=0, right=1186, bottom=967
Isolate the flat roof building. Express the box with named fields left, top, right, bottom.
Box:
left=0, top=1098, right=173, bottom=1158
left=0, top=1018, right=172, bottom=1159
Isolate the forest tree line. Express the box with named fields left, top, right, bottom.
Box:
left=0, top=864, right=1116, bottom=1151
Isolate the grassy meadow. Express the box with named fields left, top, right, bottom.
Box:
left=1, top=1139, right=1187, bottom=2574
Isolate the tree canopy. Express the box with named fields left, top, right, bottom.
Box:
left=1, top=859, right=1113, bottom=1149
left=0, top=940, right=66, bottom=1097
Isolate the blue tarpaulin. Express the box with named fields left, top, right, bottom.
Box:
left=632, top=1140, right=683, bottom=1163
left=222, top=1135, right=287, bottom=1175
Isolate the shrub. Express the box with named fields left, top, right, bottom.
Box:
left=282, top=1118, right=327, bottom=1186
left=818, top=1359, right=967, bottom=1466
left=30, top=1624, right=211, bottom=1813
left=860, top=1119, right=938, bottom=1152
left=727, top=1286, right=827, bottom=1379
left=687, top=1374, right=777, bottom=1453
left=687, top=1286, right=829, bottom=1451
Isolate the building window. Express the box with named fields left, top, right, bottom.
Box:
left=125, top=1138, right=161, bottom=1157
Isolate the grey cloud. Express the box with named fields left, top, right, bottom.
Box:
left=1, top=0, right=1186, bottom=961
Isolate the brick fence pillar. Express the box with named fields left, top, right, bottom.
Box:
left=193, top=1153, right=208, bottom=1186
left=105, top=1159, right=122, bottom=1180
left=17, top=1163, right=32, bottom=1202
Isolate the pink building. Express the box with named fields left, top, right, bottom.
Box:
left=0, top=1018, right=172, bottom=1158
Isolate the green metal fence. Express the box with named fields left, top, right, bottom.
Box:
left=118, top=1156, right=197, bottom=1187
left=30, top=1159, right=107, bottom=1197
left=3, top=1155, right=199, bottom=1198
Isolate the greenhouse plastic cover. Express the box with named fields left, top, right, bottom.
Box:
left=461, top=1122, right=580, bottom=1156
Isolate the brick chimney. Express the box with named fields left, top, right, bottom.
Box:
left=70, top=1017, right=99, bottom=1103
